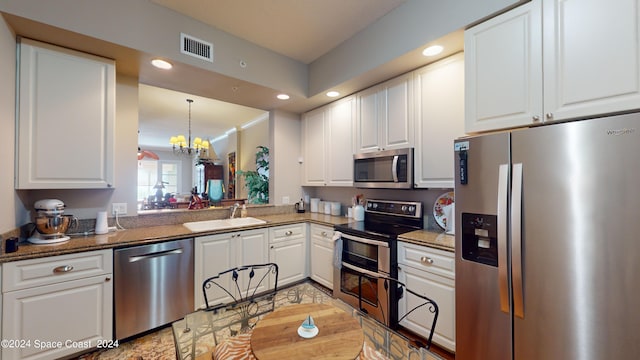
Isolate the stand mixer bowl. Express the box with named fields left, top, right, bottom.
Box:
left=35, top=215, right=77, bottom=238
left=33, top=199, right=77, bottom=238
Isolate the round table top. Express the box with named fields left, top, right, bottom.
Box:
left=250, top=303, right=364, bottom=360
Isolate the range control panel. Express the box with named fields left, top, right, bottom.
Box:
left=365, top=199, right=422, bottom=218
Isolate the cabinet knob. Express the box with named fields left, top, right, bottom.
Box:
left=321, top=231, right=327, bottom=237
left=105, top=276, right=111, bottom=282
left=285, top=230, right=293, bottom=236
left=270, top=245, right=274, bottom=249
left=420, top=256, right=434, bottom=265
left=53, top=265, right=74, bottom=273
left=546, top=113, right=553, bottom=120
left=532, top=115, right=540, bottom=122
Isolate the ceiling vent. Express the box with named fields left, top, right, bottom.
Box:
left=180, top=33, right=213, bottom=62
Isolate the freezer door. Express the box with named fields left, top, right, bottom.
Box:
left=454, top=133, right=512, bottom=360
left=511, top=113, right=640, bottom=359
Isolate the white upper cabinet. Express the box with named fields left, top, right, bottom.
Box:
left=301, top=107, right=326, bottom=186
left=542, top=0, right=640, bottom=121
left=466, top=0, right=640, bottom=133
left=301, top=96, right=355, bottom=187
left=356, top=73, right=414, bottom=153
left=465, top=1, right=543, bottom=132
left=414, top=53, right=465, bottom=189
left=16, top=38, right=115, bottom=189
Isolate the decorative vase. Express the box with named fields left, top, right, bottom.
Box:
left=208, top=179, right=223, bottom=202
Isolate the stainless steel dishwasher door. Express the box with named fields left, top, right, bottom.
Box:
left=114, top=238, right=194, bottom=340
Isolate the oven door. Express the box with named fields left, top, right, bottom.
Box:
left=340, top=233, right=390, bottom=273
left=338, top=263, right=392, bottom=326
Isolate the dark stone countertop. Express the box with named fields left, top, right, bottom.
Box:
left=0, top=212, right=453, bottom=263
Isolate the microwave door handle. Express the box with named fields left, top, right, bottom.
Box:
left=392, top=155, right=399, bottom=182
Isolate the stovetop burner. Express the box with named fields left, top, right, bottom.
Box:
left=334, top=199, right=423, bottom=239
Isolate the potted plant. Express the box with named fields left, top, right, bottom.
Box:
left=237, top=146, right=269, bottom=204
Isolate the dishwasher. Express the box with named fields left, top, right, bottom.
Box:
left=114, top=238, right=194, bottom=339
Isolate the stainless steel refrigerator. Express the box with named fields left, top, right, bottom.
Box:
left=454, top=112, right=640, bottom=359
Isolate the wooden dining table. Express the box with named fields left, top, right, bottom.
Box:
left=250, top=303, right=365, bottom=360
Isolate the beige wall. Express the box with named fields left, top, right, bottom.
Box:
left=0, top=16, right=20, bottom=233
left=270, top=110, right=302, bottom=205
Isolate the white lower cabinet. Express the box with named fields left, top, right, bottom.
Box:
left=269, top=224, right=308, bottom=287
left=2, top=250, right=113, bottom=360
left=194, top=229, right=268, bottom=309
left=397, top=242, right=455, bottom=352
left=309, top=224, right=334, bottom=289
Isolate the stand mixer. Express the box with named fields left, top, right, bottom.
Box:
left=28, top=199, right=77, bottom=244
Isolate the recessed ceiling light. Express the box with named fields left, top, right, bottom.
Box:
left=326, top=91, right=340, bottom=98
left=151, top=59, right=173, bottom=69
left=277, top=94, right=290, bottom=100
left=422, top=45, right=443, bottom=57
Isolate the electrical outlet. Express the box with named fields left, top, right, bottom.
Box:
left=112, top=203, right=127, bottom=215
left=282, top=196, right=290, bottom=204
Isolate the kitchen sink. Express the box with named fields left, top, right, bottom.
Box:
left=183, top=217, right=267, bottom=232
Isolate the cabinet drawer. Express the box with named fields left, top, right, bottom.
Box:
left=269, top=223, right=306, bottom=243
left=3, top=249, right=112, bottom=292
left=398, top=241, right=454, bottom=279
left=310, top=224, right=333, bottom=240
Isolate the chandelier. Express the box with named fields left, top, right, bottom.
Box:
left=169, top=99, right=209, bottom=157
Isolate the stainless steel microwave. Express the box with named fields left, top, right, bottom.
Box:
left=353, top=148, right=413, bottom=189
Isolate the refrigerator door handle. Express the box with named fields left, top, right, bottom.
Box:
left=498, top=164, right=510, bottom=314
left=512, top=163, right=524, bottom=318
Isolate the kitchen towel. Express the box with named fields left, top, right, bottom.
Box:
left=332, top=231, right=342, bottom=269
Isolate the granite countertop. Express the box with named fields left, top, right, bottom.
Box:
left=0, top=212, right=454, bottom=263
left=398, top=230, right=455, bottom=252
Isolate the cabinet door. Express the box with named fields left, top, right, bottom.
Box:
left=309, top=224, right=334, bottom=289
left=237, top=229, right=269, bottom=293
left=16, top=38, right=115, bottom=189
left=270, top=240, right=307, bottom=287
left=326, top=96, right=356, bottom=186
left=398, top=265, right=456, bottom=352
left=414, top=53, right=465, bottom=188
left=3, top=274, right=113, bottom=360
left=383, top=73, right=414, bottom=150
left=301, top=107, right=326, bottom=185
left=356, top=85, right=384, bottom=153
left=465, top=1, right=543, bottom=132
left=194, top=234, right=235, bottom=309
left=543, top=0, right=640, bottom=121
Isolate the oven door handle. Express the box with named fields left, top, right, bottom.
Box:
left=342, top=262, right=383, bottom=278
left=340, top=233, right=389, bottom=248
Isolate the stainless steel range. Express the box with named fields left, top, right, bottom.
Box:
left=333, top=199, right=423, bottom=327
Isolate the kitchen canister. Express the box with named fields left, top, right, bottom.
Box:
left=323, top=201, right=331, bottom=215
left=331, top=202, right=341, bottom=216
left=353, top=204, right=365, bottom=221
left=95, top=211, right=108, bottom=235
left=310, top=198, right=320, bottom=213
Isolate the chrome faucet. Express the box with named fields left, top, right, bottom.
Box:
left=229, top=203, right=240, bottom=219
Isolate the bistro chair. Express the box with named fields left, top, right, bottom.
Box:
left=356, top=274, right=439, bottom=351
left=201, top=263, right=278, bottom=346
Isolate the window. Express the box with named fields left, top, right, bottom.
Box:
left=137, top=160, right=181, bottom=205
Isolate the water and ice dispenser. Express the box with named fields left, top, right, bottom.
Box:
left=461, top=213, right=498, bottom=267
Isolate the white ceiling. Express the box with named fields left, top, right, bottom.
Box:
left=151, top=0, right=407, bottom=64
left=139, top=0, right=408, bottom=150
